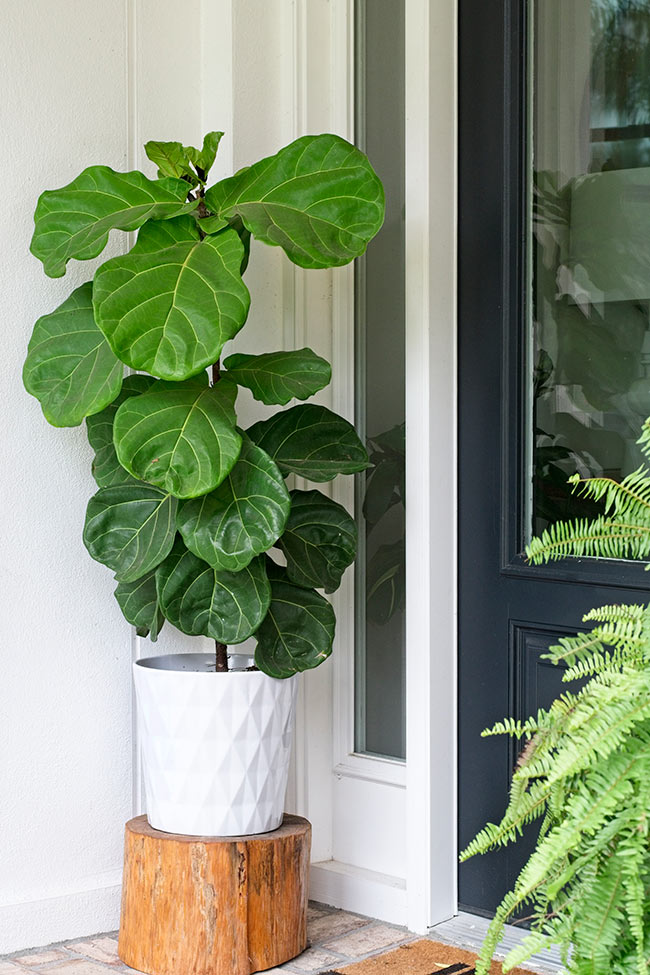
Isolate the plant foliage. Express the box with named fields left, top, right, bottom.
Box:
left=462, top=421, right=650, bottom=974
left=24, top=132, right=384, bottom=671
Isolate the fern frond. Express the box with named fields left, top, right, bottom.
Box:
left=562, top=652, right=610, bottom=681
left=636, top=416, right=650, bottom=463
left=582, top=603, right=646, bottom=624
left=526, top=514, right=650, bottom=564
left=502, top=918, right=571, bottom=973
left=571, top=858, right=626, bottom=975
left=458, top=780, right=552, bottom=859
left=481, top=716, right=539, bottom=738
left=545, top=631, right=607, bottom=663
left=569, top=466, right=650, bottom=515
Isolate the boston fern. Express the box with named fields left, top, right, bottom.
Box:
left=24, top=132, right=384, bottom=676
left=462, top=422, right=650, bottom=975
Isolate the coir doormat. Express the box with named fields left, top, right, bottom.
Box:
left=321, top=938, right=536, bottom=975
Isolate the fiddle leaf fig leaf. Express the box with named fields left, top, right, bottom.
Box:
left=83, top=484, right=177, bottom=583
left=198, top=214, right=228, bottom=235
left=31, top=166, right=194, bottom=277
left=156, top=539, right=271, bottom=644
left=93, top=228, right=250, bottom=380
left=114, top=569, right=164, bottom=640
left=223, top=348, right=331, bottom=405
left=204, top=134, right=385, bottom=269
left=247, top=404, right=369, bottom=481
left=113, top=375, right=242, bottom=499
left=130, top=215, right=200, bottom=254
left=144, top=140, right=198, bottom=184
left=278, top=489, right=357, bottom=593
left=177, top=436, right=291, bottom=571
left=254, top=563, right=335, bottom=677
left=185, top=131, right=224, bottom=176
left=86, top=374, right=155, bottom=487
left=23, top=282, right=123, bottom=427
left=145, top=133, right=224, bottom=183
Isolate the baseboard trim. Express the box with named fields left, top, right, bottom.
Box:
left=309, top=859, right=407, bottom=926
left=0, top=880, right=122, bottom=954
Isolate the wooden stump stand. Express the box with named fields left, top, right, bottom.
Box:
left=118, top=814, right=311, bottom=975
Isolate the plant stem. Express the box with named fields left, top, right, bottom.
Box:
left=215, top=641, right=229, bottom=672
left=210, top=359, right=227, bottom=672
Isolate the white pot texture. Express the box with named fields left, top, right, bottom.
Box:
left=133, top=653, right=298, bottom=836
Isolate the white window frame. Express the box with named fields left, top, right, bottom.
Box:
left=270, top=0, right=458, bottom=934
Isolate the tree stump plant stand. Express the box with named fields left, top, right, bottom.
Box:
left=118, top=814, right=311, bottom=975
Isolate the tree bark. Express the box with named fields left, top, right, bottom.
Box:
left=118, top=814, right=311, bottom=975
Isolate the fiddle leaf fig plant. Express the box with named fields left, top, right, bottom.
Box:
left=24, top=131, right=385, bottom=675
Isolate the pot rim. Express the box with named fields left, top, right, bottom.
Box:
left=134, top=652, right=293, bottom=679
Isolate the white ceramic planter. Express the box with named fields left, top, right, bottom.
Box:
left=133, top=653, right=298, bottom=836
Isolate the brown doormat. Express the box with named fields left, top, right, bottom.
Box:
left=321, top=938, right=537, bottom=975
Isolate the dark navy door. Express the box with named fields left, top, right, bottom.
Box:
left=458, top=0, right=650, bottom=914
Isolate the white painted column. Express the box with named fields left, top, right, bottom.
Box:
left=405, top=0, right=458, bottom=932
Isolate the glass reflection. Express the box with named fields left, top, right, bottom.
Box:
left=354, top=0, right=406, bottom=760
left=532, top=0, right=650, bottom=538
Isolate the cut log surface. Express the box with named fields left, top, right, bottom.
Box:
left=118, top=813, right=311, bottom=975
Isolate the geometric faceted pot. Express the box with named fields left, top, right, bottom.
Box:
left=133, top=653, right=298, bottom=836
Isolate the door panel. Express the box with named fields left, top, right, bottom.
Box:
left=458, top=0, right=650, bottom=915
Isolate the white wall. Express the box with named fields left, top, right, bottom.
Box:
left=0, top=0, right=235, bottom=952
left=1, top=0, right=438, bottom=950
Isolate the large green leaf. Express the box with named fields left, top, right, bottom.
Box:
left=114, top=569, right=164, bottom=640
left=205, top=134, right=385, bottom=269
left=86, top=374, right=155, bottom=487
left=247, top=404, right=368, bottom=481
left=278, top=489, right=357, bottom=593
left=83, top=484, right=177, bottom=583
left=156, top=539, right=270, bottom=643
left=130, top=215, right=199, bottom=253
left=23, top=283, right=123, bottom=427
left=31, top=166, right=193, bottom=277
left=177, top=436, right=291, bottom=571
left=113, top=375, right=242, bottom=499
left=93, top=228, right=250, bottom=380
left=254, top=563, right=335, bottom=677
left=223, top=348, right=331, bottom=405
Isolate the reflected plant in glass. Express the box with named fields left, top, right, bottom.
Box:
left=363, top=423, right=405, bottom=626
left=532, top=163, right=650, bottom=537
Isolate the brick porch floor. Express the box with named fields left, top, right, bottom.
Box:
left=0, top=903, right=412, bottom=975
left=0, top=903, right=562, bottom=975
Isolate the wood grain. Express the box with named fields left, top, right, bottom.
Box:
left=118, top=813, right=311, bottom=975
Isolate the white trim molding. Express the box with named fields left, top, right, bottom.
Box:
left=286, top=0, right=459, bottom=932
left=310, top=861, right=407, bottom=927
left=405, top=0, right=458, bottom=932
left=0, top=874, right=123, bottom=955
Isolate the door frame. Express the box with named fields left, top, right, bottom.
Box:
left=404, top=0, right=458, bottom=933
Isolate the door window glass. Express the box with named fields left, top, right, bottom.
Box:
left=531, top=0, right=650, bottom=537
left=354, top=0, right=406, bottom=759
